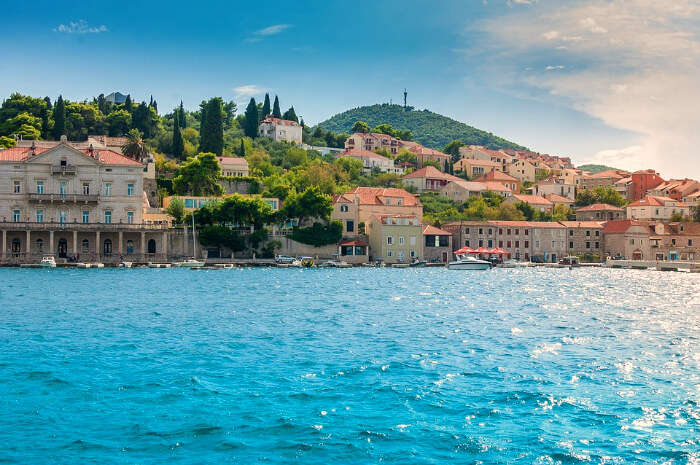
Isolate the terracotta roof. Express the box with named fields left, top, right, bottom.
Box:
left=216, top=156, right=248, bottom=166
left=260, top=116, right=300, bottom=127
left=474, top=170, right=518, bottom=183
left=603, top=219, right=647, bottom=234
left=576, top=203, right=623, bottom=212
left=510, top=194, right=553, bottom=205
left=339, top=187, right=421, bottom=207
left=525, top=221, right=565, bottom=228
left=559, top=221, right=604, bottom=228
left=584, top=170, right=628, bottom=180
left=628, top=195, right=687, bottom=208
left=0, top=145, right=142, bottom=166
left=340, top=240, right=368, bottom=246
left=422, top=225, right=451, bottom=236
left=399, top=141, right=450, bottom=158
left=544, top=193, right=574, bottom=203
left=480, top=181, right=512, bottom=192
left=402, top=166, right=462, bottom=182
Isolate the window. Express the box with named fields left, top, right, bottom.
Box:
left=465, top=228, right=470, bottom=234
left=507, top=229, right=511, bottom=235
left=479, top=228, right=483, bottom=235
left=12, top=209, right=20, bottom=222
left=36, top=238, right=43, bottom=252
left=569, top=241, right=574, bottom=249
left=399, top=236, right=405, bottom=245
left=488, top=239, right=493, bottom=247
left=346, top=220, right=354, bottom=233
left=340, top=205, right=349, bottom=212
left=524, top=241, right=529, bottom=248
left=525, top=230, right=529, bottom=236
left=386, top=236, right=393, bottom=245
left=499, top=241, right=503, bottom=247
left=595, top=242, right=600, bottom=249
left=515, top=229, right=519, bottom=235
left=59, top=181, right=67, bottom=196
left=126, top=211, right=134, bottom=224
left=689, top=239, right=693, bottom=247
left=479, top=240, right=484, bottom=247
left=410, top=236, right=416, bottom=246
left=104, top=211, right=112, bottom=224
left=569, top=230, right=574, bottom=236
left=410, top=250, right=416, bottom=258
left=36, top=210, right=44, bottom=222
left=595, top=231, right=600, bottom=236
left=36, top=180, right=44, bottom=194
left=83, top=183, right=90, bottom=195
left=82, top=211, right=89, bottom=223
left=59, top=211, right=67, bottom=224
left=184, top=198, right=195, bottom=208
left=13, top=181, right=20, bottom=193
left=127, top=183, right=134, bottom=196
left=465, top=240, right=470, bottom=247
left=515, top=241, right=519, bottom=248
left=506, top=241, right=511, bottom=248
left=104, top=182, right=112, bottom=196
left=82, top=239, right=89, bottom=253
left=586, top=230, right=591, bottom=236
left=630, top=239, right=634, bottom=245
left=498, top=228, right=503, bottom=235
left=126, top=240, right=134, bottom=254
left=671, top=238, right=676, bottom=246
left=586, top=241, right=591, bottom=249
left=103, top=239, right=112, bottom=255
left=488, top=228, right=493, bottom=235
left=387, top=250, right=393, bottom=257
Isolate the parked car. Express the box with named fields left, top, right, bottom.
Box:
left=275, top=255, right=297, bottom=264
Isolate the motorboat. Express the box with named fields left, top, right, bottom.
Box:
left=320, top=260, right=352, bottom=268
left=409, top=260, right=427, bottom=268
left=40, top=256, right=56, bottom=268
left=175, top=258, right=205, bottom=268
left=118, top=262, right=132, bottom=268
left=93, top=263, right=105, bottom=268
left=559, top=256, right=580, bottom=267
left=447, top=254, right=492, bottom=270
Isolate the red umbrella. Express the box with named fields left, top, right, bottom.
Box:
left=475, top=247, right=490, bottom=254
left=455, top=246, right=475, bottom=254
left=492, top=248, right=510, bottom=255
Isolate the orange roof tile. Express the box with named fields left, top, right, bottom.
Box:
left=402, top=166, right=462, bottom=182
left=422, top=225, right=451, bottom=236
left=510, top=194, right=553, bottom=205
left=576, top=203, right=623, bottom=212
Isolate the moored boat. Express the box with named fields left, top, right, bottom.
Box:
left=175, top=259, right=205, bottom=268
left=447, top=254, right=491, bottom=270
left=40, top=256, right=56, bottom=268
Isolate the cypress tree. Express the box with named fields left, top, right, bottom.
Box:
left=51, top=95, right=66, bottom=140
left=124, top=94, right=132, bottom=111
left=272, top=95, right=281, bottom=118
left=178, top=101, right=186, bottom=128
left=244, top=98, right=259, bottom=138
left=300, top=118, right=305, bottom=128
left=239, top=139, right=246, bottom=156
left=282, top=106, right=298, bottom=123
left=261, top=93, right=271, bottom=118
left=199, top=98, right=224, bottom=155
left=172, top=114, right=185, bottom=158
left=198, top=100, right=208, bottom=150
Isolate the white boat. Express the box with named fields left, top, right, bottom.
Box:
left=176, top=259, right=205, bottom=268
left=447, top=254, right=492, bottom=270
left=40, top=256, right=56, bottom=268
left=119, top=262, right=132, bottom=268
left=320, top=260, right=352, bottom=268
left=76, top=262, right=90, bottom=269
left=93, top=263, right=105, bottom=268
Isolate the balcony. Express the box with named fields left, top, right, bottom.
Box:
left=51, top=164, right=77, bottom=175
left=0, top=221, right=169, bottom=231
left=28, top=193, right=100, bottom=203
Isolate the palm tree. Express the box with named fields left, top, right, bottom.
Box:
left=121, top=129, right=149, bottom=161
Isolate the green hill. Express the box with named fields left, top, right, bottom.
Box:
left=577, top=164, right=621, bottom=174
left=318, top=104, right=527, bottom=152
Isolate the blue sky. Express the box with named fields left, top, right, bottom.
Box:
left=2, top=0, right=698, bottom=177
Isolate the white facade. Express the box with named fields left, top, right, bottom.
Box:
left=258, top=117, right=302, bottom=144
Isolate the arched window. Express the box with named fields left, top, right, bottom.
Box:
left=126, top=240, right=134, bottom=254
left=103, top=239, right=112, bottom=255
left=57, top=239, right=68, bottom=258
left=147, top=239, right=156, bottom=254
left=81, top=239, right=89, bottom=253
left=36, top=238, right=43, bottom=253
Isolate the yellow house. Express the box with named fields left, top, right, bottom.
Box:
left=507, top=159, right=537, bottom=183
left=367, top=214, right=423, bottom=263
left=453, top=158, right=501, bottom=178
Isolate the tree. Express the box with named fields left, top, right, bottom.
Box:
left=199, top=97, right=224, bottom=155
left=51, top=95, right=66, bottom=139
left=178, top=101, right=187, bottom=128
left=172, top=152, right=224, bottom=196
left=515, top=201, right=536, bottom=220
left=281, top=186, right=333, bottom=226
left=575, top=186, right=627, bottom=207
left=121, top=129, right=149, bottom=161
left=670, top=212, right=686, bottom=222
left=282, top=106, right=298, bottom=122
left=106, top=109, right=131, bottom=136
left=261, top=93, right=271, bottom=118
left=693, top=206, right=700, bottom=222
left=165, top=197, right=186, bottom=224
left=40, top=97, right=51, bottom=139
left=239, top=139, right=246, bottom=156
left=172, top=115, right=185, bottom=159
left=351, top=121, right=370, bottom=133
left=124, top=94, right=132, bottom=111
left=272, top=95, right=282, bottom=118
left=244, top=98, right=259, bottom=138
left=0, top=136, right=16, bottom=148
left=444, top=140, right=464, bottom=165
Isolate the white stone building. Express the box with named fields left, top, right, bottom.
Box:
left=258, top=117, right=302, bottom=144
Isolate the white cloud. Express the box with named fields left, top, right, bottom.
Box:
left=54, top=20, right=108, bottom=34
left=234, top=85, right=264, bottom=98
left=476, top=0, right=700, bottom=178
left=545, top=65, right=565, bottom=70
left=245, top=24, right=291, bottom=42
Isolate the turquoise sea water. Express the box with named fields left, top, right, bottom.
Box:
left=0, top=267, right=698, bottom=464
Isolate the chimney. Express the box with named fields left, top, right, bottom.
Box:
left=88, top=144, right=95, bottom=157
left=30, top=141, right=36, bottom=156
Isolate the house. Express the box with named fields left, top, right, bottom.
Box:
left=629, top=169, right=664, bottom=201
left=335, top=149, right=403, bottom=174
left=0, top=138, right=170, bottom=264
left=453, top=158, right=501, bottom=178
left=504, top=194, right=553, bottom=213
left=507, top=159, right=537, bottom=183
left=626, top=195, right=690, bottom=221
left=603, top=219, right=653, bottom=260
left=544, top=193, right=574, bottom=209
left=682, top=190, right=700, bottom=208
left=458, top=145, right=492, bottom=161
left=560, top=221, right=604, bottom=259
left=648, top=179, right=699, bottom=202
left=474, top=170, right=520, bottom=193
left=399, top=141, right=451, bottom=170
left=532, top=177, right=577, bottom=200
left=648, top=222, right=700, bottom=261
left=105, top=92, right=128, bottom=104
left=528, top=222, right=567, bottom=262
left=489, top=221, right=534, bottom=261
left=575, top=203, right=625, bottom=221
left=367, top=214, right=423, bottom=263
left=422, top=225, right=452, bottom=263
left=560, top=168, right=585, bottom=188
left=258, top=117, right=302, bottom=144
left=614, top=177, right=633, bottom=201
left=217, top=156, right=249, bottom=177
left=345, top=132, right=399, bottom=155
left=338, top=239, right=369, bottom=264
left=579, top=169, right=630, bottom=191
left=439, top=180, right=512, bottom=203
left=331, top=187, right=422, bottom=236
left=401, top=166, right=463, bottom=193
